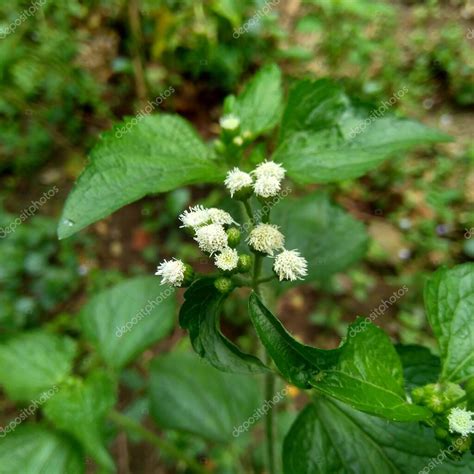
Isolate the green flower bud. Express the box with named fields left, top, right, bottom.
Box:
left=427, top=394, right=445, bottom=414
left=226, top=227, right=241, bottom=248
left=214, top=277, right=234, bottom=294
left=411, top=387, right=426, bottom=404
left=214, top=139, right=226, bottom=154
left=237, top=254, right=252, bottom=273
left=181, top=264, right=195, bottom=287
left=232, top=186, right=254, bottom=201
left=435, top=427, right=449, bottom=440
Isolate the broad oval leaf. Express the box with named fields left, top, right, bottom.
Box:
left=80, top=276, right=175, bottom=370
left=0, top=331, right=76, bottom=402
left=179, top=278, right=267, bottom=374
left=149, top=350, right=261, bottom=442
left=58, top=114, right=225, bottom=239
left=249, top=293, right=430, bottom=421
left=274, top=79, right=451, bottom=184
left=0, top=425, right=84, bottom=474
left=272, top=191, right=368, bottom=281
left=283, top=398, right=474, bottom=474
left=424, top=263, right=474, bottom=383
left=248, top=292, right=340, bottom=389
left=223, top=64, right=282, bottom=137
left=43, top=371, right=117, bottom=472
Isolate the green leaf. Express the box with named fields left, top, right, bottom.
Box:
left=149, top=351, right=261, bottom=442
left=312, top=319, right=431, bottom=422
left=0, top=332, right=76, bottom=402
left=80, top=276, right=175, bottom=370
left=274, top=79, right=451, bottom=183
left=179, top=278, right=267, bottom=374
left=211, top=0, right=242, bottom=27
left=272, top=191, right=368, bottom=281
left=248, top=292, right=340, bottom=389
left=58, top=114, right=225, bottom=239
left=425, top=263, right=474, bottom=383
left=43, top=371, right=117, bottom=472
left=278, top=79, right=348, bottom=142
left=396, top=344, right=441, bottom=391
left=224, top=64, right=282, bottom=137
left=249, top=293, right=430, bottom=421
left=283, top=397, right=474, bottom=474
left=0, top=425, right=84, bottom=474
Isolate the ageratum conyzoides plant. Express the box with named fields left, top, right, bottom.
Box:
left=0, top=64, right=473, bottom=474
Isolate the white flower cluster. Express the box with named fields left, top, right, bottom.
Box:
left=448, top=407, right=474, bottom=437
left=225, top=161, right=286, bottom=199
left=155, top=162, right=308, bottom=286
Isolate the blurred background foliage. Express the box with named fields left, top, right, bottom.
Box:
left=0, top=0, right=473, bottom=471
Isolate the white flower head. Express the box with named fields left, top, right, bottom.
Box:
left=155, top=258, right=185, bottom=287
left=448, top=407, right=474, bottom=437
left=219, top=114, right=240, bottom=131
left=194, top=223, right=228, bottom=254
left=179, top=205, right=210, bottom=229
left=214, top=247, right=239, bottom=271
left=253, top=161, right=286, bottom=181
left=233, top=136, right=244, bottom=146
left=273, top=249, right=308, bottom=281
left=247, top=224, right=285, bottom=255
left=208, top=208, right=238, bottom=226
left=254, top=175, right=281, bottom=198
left=225, top=168, right=253, bottom=197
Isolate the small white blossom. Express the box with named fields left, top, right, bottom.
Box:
left=214, top=247, right=239, bottom=271
left=179, top=205, right=210, bottom=229
left=225, top=168, right=253, bottom=197
left=247, top=224, right=285, bottom=255
left=254, top=175, right=282, bottom=198
left=208, top=208, right=238, bottom=226
left=448, top=407, right=474, bottom=437
left=233, top=136, right=244, bottom=146
left=253, top=161, right=286, bottom=181
left=194, top=224, right=228, bottom=254
left=273, top=250, right=308, bottom=281
left=219, top=114, right=240, bottom=131
left=155, top=259, right=185, bottom=287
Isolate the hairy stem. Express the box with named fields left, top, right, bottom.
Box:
left=108, top=410, right=209, bottom=474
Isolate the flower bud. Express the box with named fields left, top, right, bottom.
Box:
left=181, top=264, right=195, bottom=287
left=214, top=139, right=226, bottom=154
left=426, top=394, right=445, bottom=414
left=226, top=227, right=241, bottom=248
left=411, top=387, right=426, bottom=404
left=237, top=254, right=252, bottom=273
left=214, top=277, right=234, bottom=294
left=435, top=427, right=449, bottom=440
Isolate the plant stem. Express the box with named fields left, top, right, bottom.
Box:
left=253, top=269, right=277, bottom=473
left=243, top=200, right=255, bottom=225
left=108, top=410, right=209, bottom=474
left=264, top=351, right=277, bottom=474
